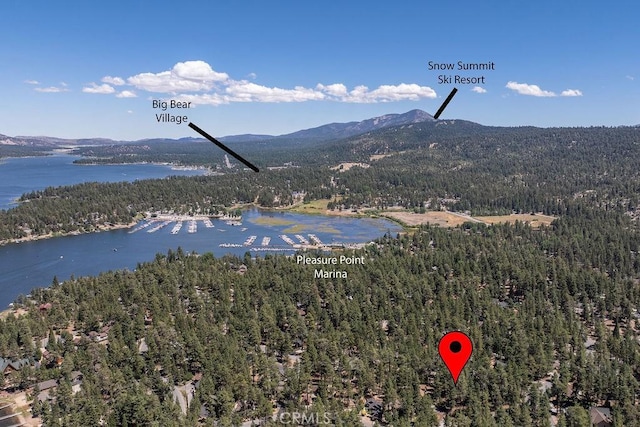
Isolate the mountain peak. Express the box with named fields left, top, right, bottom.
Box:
left=276, top=109, right=435, bottom=141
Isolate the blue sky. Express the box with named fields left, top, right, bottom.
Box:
left=1, top=0, right=638, bottom=140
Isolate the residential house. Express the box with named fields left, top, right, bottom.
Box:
left=590, top=407, right=612, bottom=427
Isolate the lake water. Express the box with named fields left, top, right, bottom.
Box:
left=0, top=155, right=401, bottom=308
left=0, top=153, right=205, bottom=210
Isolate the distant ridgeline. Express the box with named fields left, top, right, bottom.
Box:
left=1, top=122, right=639, bottom=242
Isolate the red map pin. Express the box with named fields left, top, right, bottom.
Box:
left=438, top=331, right=473, bottom=384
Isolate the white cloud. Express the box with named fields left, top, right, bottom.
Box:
left=626, top=75, right=634, bottom=81
left=127, top=110, right=134, bottom=114
left=560, top=89, right=582, bottom=97
left=83, top=83, right=116, bottom=94
left=172, top=60, right=228, bottom=81
left=316, top=82, right=437, bottom=103
left=96, top=59, right=438, bottom=105
left=351, top=83, right=437, bottom=102
left=225, top=82, right=326, bottom=103
left=128, top=60, right=229, bottom=93
left=247, top=72, right=257, bottom=79
left=174, top=93, right=230, bottom=106
left=102, top=76, right=125, bottom=86
left=34, top=86, right=68, bottom=93
left=471, top=86, right=487, bottom=94
left=116, top=90, right=137, bottom=98
left=316, top=83, right=348, bottom=97
left=506, top=81, right=556, bottom=97
left=24, top=80, right=40, bottom=85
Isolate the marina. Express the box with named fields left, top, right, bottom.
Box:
left=171, top=221, right=183, bottom=234
left=128, top=221, right=151, bottom=234
left=187, top=220, right=197, bottom=234
left=308, top=234, right=323, bottom=245
left=295, top=234, right=309, bottom=244
left=280, top=234, right=296, bottom=245
left=147, top=220, right=171, bottom=233
left=0, top=208, right=402, bottom=309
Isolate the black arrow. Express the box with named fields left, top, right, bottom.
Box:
left=433, top=87, right=458, bottom=120
left=188, top=122, right=259, bottom=173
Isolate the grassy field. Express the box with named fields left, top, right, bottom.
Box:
left=287, top=199, right=332, bottom=215
left=382, top=211, right=470, bottom=227
left=382, top=211, right=556, bottom=228
left=475, top=213, right=556, bottom=228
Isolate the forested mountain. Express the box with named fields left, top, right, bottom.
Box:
left=2, top=123, right=639, bottom=241
left=269, top=109, right=435, bottom=141
left=1, top=113, right=640, bottom=425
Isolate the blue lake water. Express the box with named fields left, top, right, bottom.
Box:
left=0, top=155, right=401, bottom=308
left=0, top=153, right=205, bottom=210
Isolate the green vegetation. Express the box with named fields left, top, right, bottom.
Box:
left=1, top=122, right=640, bottom=424
left=2, top=204, right=639, bottom=425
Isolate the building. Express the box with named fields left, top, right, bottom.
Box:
left=590, top=407, right=612, bottom=427
left=0, top=357, right=31, bottom=375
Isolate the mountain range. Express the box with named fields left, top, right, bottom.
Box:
left=1, top=109, right=437, bottom=147
left=219, top=109, right=436, bottom=142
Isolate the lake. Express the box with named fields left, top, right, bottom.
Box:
left=0, top=155, right=401, bottom=308
left=0, top=153, right=206, bottom=210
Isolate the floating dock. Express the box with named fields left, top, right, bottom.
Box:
left=261, top=236, right=271, bottom=246
left=280, top=234, right=295, bottom=245
left=244, top=235, right=257, bottom=246
left=129, top=221, right=152, bottom=233
left=188, top=220, right=197, bottom=234
left=295, top=234, right=309, bottom=244
left=308, top=234, right=323, bottom=245
left=203, top=218, right=214, bottom=228
left=250, top=247, right=293, bottom=252
left=171, top=221, right=183, bottom=234
left=147, top=220, right=171, bottom=233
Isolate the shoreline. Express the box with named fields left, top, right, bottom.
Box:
left=0, top=203, right=409, bottom=247
left=73, top=159, right=214, bottom=172
left=0, top=221, right=137, bottom=247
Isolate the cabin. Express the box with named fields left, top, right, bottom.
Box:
left=590, top=407, right=612, bottom=427
left=36, top=379, right=59, bottom=403
left=0, top=357, right=31, bottom=375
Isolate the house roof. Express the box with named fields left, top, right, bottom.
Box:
left=0, top=357, right=31, bottom=373
left=590, top=407, right=612, bottom=424
left=37, top=379, right=58, bottom=391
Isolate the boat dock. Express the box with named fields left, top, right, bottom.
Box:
left=203, top=218, right=214, bottom=228
left=261, top=236, right=271, bottom=246
left=295, top=234, right=309, bottom=244
left=308, top=234, right=323, bottom=245
left=280, top=234, right=295, bottom=245
left=147, top=220, right=171, bottom=233
left=244, top=235, right=257, bottom=246
left=171, top=221, right=183, bottom=234
left=128, top=221, right=152, bottom=233
left=250, top=247, right=293, bottom=252
left=188, top=220, right=197, bottom=234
